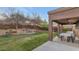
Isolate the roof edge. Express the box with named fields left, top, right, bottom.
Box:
left=48, top=7, right=76, bottom=15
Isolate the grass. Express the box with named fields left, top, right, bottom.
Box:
left=21, top=33, right=48, bottom=51
left=53, top=32, right=59, bottom=36
left=0, top=32, right=57, bottom=51
left=0, top=32, right=48, bottom=51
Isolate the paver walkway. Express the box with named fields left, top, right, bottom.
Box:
left=33, top=41, right=79, bottom=51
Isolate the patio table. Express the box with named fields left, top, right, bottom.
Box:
left=59, top=31, right=74, bottom=42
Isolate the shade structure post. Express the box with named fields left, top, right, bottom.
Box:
left=58, top=24, right=60, bottom=35
left=59, top=24, right=63, bottom=33
left=48, top=18, right=53, bottom=41
left=61, top=24, right=63, bottom=33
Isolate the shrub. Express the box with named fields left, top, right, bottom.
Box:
left=63, top=28, right=69, bottom=32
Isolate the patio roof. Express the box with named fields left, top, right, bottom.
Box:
left=48, top=7, right=79, bottom=24
left=48, top=7, right=79, bottom=41
left=48, top=7, right=74, bottom=15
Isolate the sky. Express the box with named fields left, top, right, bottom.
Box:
left=0, top=7, right=59, bottom=21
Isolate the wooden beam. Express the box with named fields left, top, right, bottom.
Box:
left=48, top=18, right=53, bottom=41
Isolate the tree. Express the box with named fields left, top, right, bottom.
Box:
left=5, top=8, right=26, bottom=30
left=31, top=13, right=43, bottom=25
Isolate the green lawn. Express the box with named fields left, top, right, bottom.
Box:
left=0, top=32, right=57, bottom=51
left=0, top=32, right=48, bottom=51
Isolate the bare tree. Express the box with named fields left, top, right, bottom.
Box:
left=7, top=8, right=18, bottom=30
left=5, top=8, right=26, bottom=30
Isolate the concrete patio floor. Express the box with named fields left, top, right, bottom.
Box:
left=33, top=41, right=79, bottom=51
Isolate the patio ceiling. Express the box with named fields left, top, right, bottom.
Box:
left=53, top=17, right=79, bottom=25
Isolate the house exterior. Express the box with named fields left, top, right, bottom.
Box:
left=48, top=7, right=79, bottom=41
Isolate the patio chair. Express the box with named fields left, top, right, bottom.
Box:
left=59, top=32, right=66, bottom=41
left=60, top=36, right=64, bottom=41
left=66, top=32, right=75, bottom=43
left=71, top=34, right=75, bottom=43
left=67, top=36, right=71, bottom=42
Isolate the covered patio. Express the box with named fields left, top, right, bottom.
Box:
left=48, top=7, right=79, bottom=41
left=33, top=8, right=79, bottom=51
